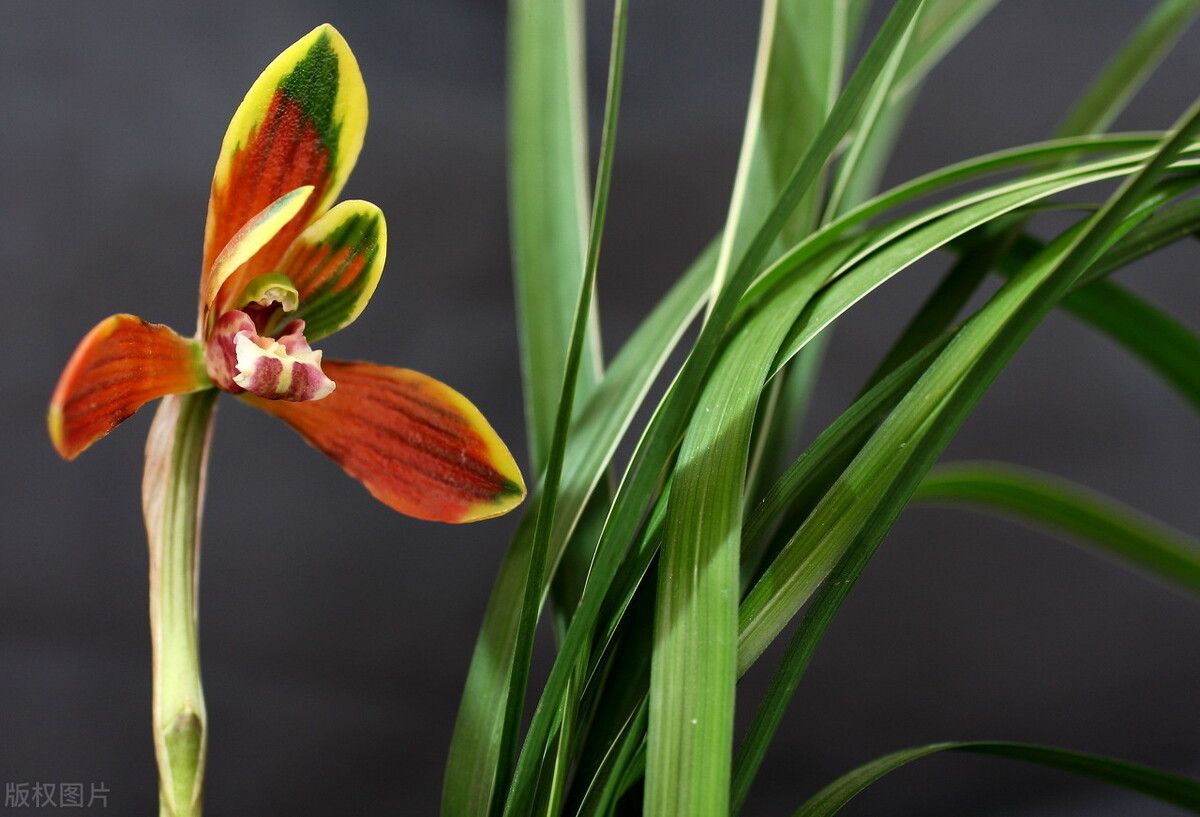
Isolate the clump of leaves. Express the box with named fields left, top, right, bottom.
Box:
left=443, top=1, right=1200, bottom=815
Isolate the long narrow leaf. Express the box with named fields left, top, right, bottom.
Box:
left=445, top=215, right=713, bottom=817
left=1087, top=194, right=1200, bottom=281
left=713, top=0, right=867, bottom=295
left=647, top=270, right=826, bottom=817
left=501, top=2, right=629, bottom=813
left=643, top=2, right=892, bottom=812
left=740, top=98, right=1200, bottom=673
left=734, top=155, right=1200, bottom=691
left=444, top=0, right=593, bottom=809
left=744, top=135, right=1200, bottom=327
left=731, top=0, right=866, bottom=522
left=823, top=5, right=916, bottom=219
left=988, top=198, right=1200, bottom=414
left=1057, top=0, right=1200, bottom=138
left=769, top=158, right=1200, bottom=379
left=915, top=461, right=1200, bottom=595
left=1065, top=277, right=1200, bottom=413
left=792, top=741, right=1200, bottom=816
left=730, top=335, right=952, bottom=813
left=504, top=1, right=931, bottom=809
left=827, top=0, right=1005, bottom=215
left=748, top=140, right=1200, bottom=336
left=864, top=0, right=1200, bottom=393
left=508, top=0, right=600, bottom=474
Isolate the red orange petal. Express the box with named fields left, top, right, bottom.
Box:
left=49, top=315, right=211, bottom=460
left=246, top=360, right=526, bottom=523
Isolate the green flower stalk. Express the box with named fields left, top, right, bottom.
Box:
left=143, top=392, right=216, bottom=817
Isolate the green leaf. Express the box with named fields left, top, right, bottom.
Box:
left=505, top=2, right=931, bottom=811
left=726, top=0, right=868, bottom=522
left=444, top=0, right=605, bottom=811
left=740, top=98, right=1200, bottom=674
left=979, top=194, right=1200, bottom=414
left=769, top=158, right=1187, bottom=380
left=791, top=741, right=1200, bottom=816
left=573, top=700, right=648, bottom=816
left=859, top=216, right=1010, bottom=392
left=500, top=1, right=630, bottom=812
left=734, top=202, right=1199, bottom=796
left=731, top=336, right=950, bottom=814
left=822, top=2, right=918, bottom=220
left=743, top=135, right=1194, bottom=327
left=915, top=461, right=1200, bottom=595
left=743, top=338, right=825, bottom=510
left=997, top=193, right=1200, bottom=414
left=508, top=0, right=600, bottom=476
left=568, top=558, right=656, bottom=816
left=562, top=142, right=1195, bottom=817
left=1086, top=193, right=1200, bottom=281
left=863, top=0, right=1200, bottom=391
left=713, top=0, right=869, bottom=294
left=1062, top=277, right=1200, bottom=414
left=644, top=5, right=931, bottom=815
left=730, top=150, right=1200, bottom=803
left=833, top=1, right=1007, bottom=217
left=445, top=226, right=713, bottom=817
left=647, top=269, right=826, bottom=817
left=1057, top=0, right=1200, bottom=138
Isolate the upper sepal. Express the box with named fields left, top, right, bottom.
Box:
left=49, top=315, right=212, bottom=460
left=245, top=360, right=526, bottom=523
left=202, top=24, right=367, bottom=301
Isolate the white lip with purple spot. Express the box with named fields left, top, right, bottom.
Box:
left=205, top=310, right=335, bottom=402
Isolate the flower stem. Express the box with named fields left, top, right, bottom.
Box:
left=143, top=389, right=218, bottom=817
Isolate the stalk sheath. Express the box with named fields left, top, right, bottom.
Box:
left=143, top=389, right=218, bottom=817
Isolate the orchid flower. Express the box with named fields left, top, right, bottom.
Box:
left=49, top=25, right=526, bottom=817
left=49, top=24, right=526, bottom=524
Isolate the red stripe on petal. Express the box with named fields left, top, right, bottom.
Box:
left=206, top=94, right=330, bottom=274
left=247, top=360, right=525, bottom=523
left=206, top=98, right=331, bottom=318
left=49, top=315, right=211, bottom=460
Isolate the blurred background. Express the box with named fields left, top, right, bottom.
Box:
left=3, top=1, right=1199, bottom=814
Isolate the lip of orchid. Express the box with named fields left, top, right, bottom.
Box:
left=231, top=322, right=335, bottom=402
left=204, top=272, right=335, bottom=403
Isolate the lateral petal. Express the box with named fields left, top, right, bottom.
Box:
left=279, top=200, right=386, bottom=341
left=246, top=361, right=526, bottom=523
left=201, top=186, right=313, bottom=327
left=49, top=315, right=211, bottom=460
left=202, top=24, right=367, bottom=304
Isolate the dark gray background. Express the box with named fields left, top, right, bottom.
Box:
left=4, top=2, right=1199, bottom=815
